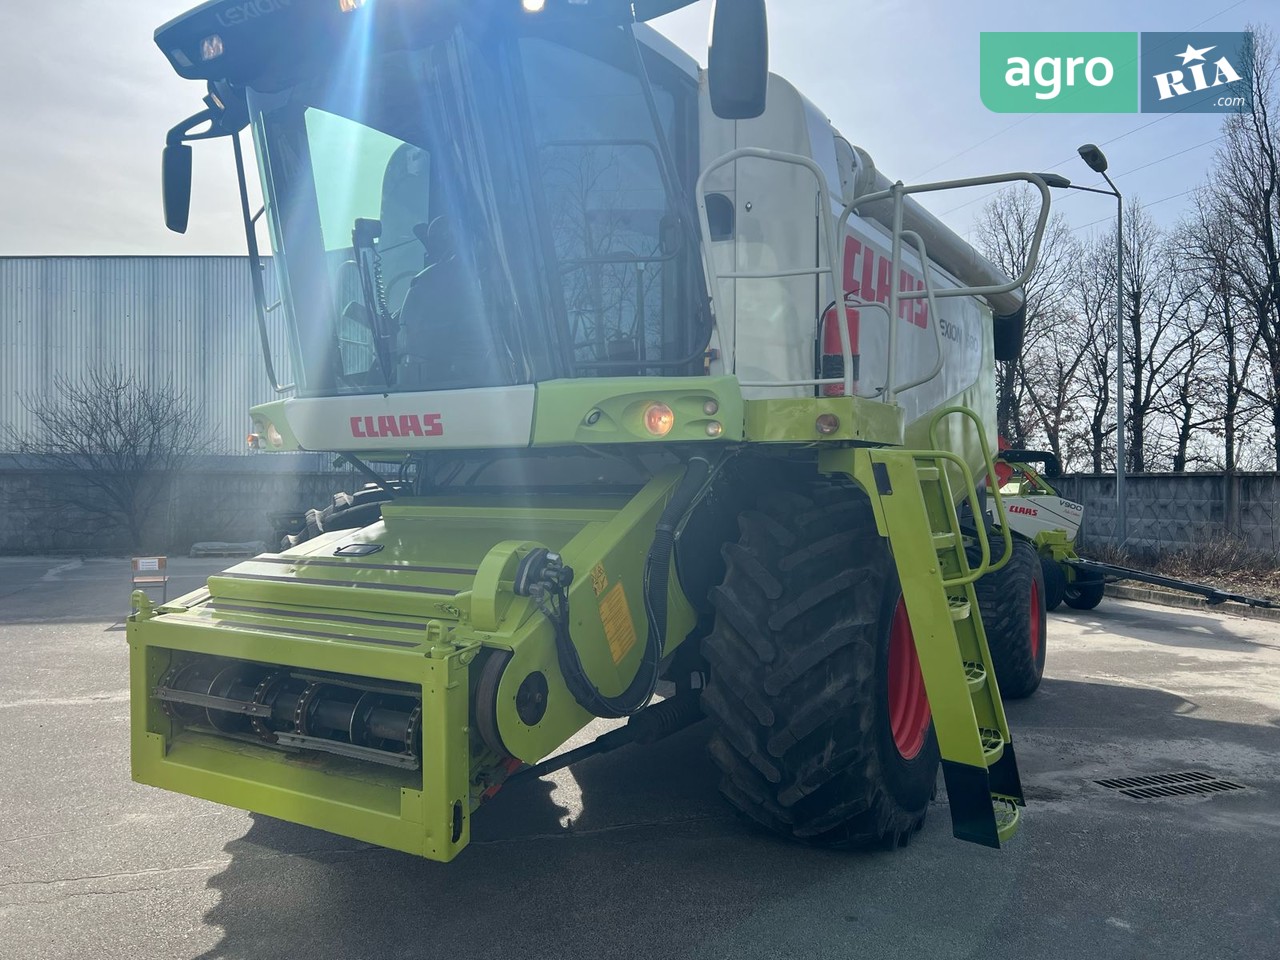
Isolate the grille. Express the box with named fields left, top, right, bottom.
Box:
left=1094, top=770, right=1246, bottom=800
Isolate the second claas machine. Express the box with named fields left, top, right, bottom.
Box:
left=136, top=0, right=1056, bottom=861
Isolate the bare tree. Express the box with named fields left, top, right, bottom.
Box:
left=1070, top=232, right=1120, bottom=473
left=1019, top=299, right=1093, bottom=468
left=1181, top=189, right=1265, bottom=477
left=1119, top=203, right=1203, bottom=472
left=4, top=368, right=216, bottom=550
left=1208, top=26, right=1280, bottom=467
left=1163, top=307, right=1222, bottom=472
left=974, top=185, right=1077, bottom=444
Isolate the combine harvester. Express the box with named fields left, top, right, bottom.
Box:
left=995, top=451, right=1277, bottom=612
left=134, top=0, right=1057, bottom=861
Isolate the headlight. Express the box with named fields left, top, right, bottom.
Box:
left=266, top=423, right=284, bottom=448
left=643, top=402, right=675, bottom=437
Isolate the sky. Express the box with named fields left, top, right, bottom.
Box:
left=0, top=0, right=1273, bottom=257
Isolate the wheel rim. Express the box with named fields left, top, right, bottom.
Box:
left=1029, top=579, right=1042, bottom=660
left=887, top=598, right=931, bottom=760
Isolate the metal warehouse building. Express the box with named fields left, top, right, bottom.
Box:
left=0, top=257, right=288, bottom=454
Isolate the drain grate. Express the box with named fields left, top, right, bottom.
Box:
left=1094, top=770, right=1246, bottom=800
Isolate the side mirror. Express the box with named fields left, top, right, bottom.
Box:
left=162, top=143, right=194, bottom=234
left=707, top=0, right=769, bottom=120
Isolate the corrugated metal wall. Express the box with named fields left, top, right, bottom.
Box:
left=0, top=257, right=292, bottom=454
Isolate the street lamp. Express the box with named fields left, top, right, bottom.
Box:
left=1035, top=149, right=1125, bottom=545
left=1077, top=145, right=1125, bottom=547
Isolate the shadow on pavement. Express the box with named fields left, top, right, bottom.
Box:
left=189, top=675, right=1278, bottom=960
left=192, top=724, right=870, bottom=960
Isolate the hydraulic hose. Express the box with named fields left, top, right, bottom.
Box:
left=546, top=458, right=712, bottom=719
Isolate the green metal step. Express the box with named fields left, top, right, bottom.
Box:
left=980, top=728, right=1005, bottom=765
left=993, top=796, right=1020, bottom=843
left=852, top=440, right=1024, bottom=849
left=964, top=660, right=987, bottom=693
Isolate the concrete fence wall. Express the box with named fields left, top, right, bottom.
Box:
left=1052, top=473, right=1280, bottom=558
left=0, top=456, right=366, bottom=555
left=3, top=459, right=1279, bottom=559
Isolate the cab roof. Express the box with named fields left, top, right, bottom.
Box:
left=155, top=0, right=702, bottom=85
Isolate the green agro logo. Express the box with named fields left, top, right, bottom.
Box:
left=981, top=33, right=1139, bottom=113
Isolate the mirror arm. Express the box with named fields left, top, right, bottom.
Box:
left=167, top=108, right=221, bottom=146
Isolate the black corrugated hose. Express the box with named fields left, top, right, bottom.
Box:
left=546, top=457, right=712, bottom=719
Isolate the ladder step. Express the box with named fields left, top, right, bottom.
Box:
left=980, top=728, right=1005, bottom=766
left=993, top=796, right=1020, bottom=843
left=854, top=447, right=1025, bottom=849
left=964, top=660, right=987, bottom=693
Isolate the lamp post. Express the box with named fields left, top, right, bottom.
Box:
left=1036, top=149, right=1125, bottom=545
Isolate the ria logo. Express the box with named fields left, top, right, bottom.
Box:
left=1141, top=33, right=1252, bottom=113
left=350, top=414, right=444, bottom=439
left=1153, top=43, right=1242, bottom=100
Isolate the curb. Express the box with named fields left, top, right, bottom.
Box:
left=1104, top=583, right=1280, bottom=623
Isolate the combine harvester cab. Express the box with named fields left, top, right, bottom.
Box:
left=136, top=0, right=1057, bottom=861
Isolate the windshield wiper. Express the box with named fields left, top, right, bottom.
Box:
left=352, top=217, right=397, bottom=386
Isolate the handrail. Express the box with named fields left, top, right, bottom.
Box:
left=887, top=229, right=945, bottom=397
left=696, top=148, right=852, bottom=397
left=234, top=132, right=294, bottom=395
left=697, top=155, right=1054, bottom=404
left=921, top=449, right=993, bottom=588
left=838, top=172, right=1052, bottom=403
left=929, top=405, right=1014, bottom=576
left=841, top=172, right=1053, bottom=303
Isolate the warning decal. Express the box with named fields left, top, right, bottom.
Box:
left=590, top=563, right=609, bottom=597
left=598, top=582, right=639, bottom=665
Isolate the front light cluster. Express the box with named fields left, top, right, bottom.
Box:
left=640, top=400, right=725, bottom=439
left=248, top=420, right=285, bottom=451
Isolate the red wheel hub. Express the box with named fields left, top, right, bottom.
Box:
left=1030, top=580, right=1042, bottom=660
left=887, top=598, right=931, bottom=760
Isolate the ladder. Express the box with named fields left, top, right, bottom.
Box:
left=851, top=407, right=1024, bottom=848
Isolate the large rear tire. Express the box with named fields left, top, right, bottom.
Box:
left=702, top=483, right=939, bottom=849
left=974, top=539, right=1047, bottom=699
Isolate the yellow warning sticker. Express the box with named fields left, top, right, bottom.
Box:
left=599, top=582, right=638, bottom=665
left=590, top=563, right=609, bottom=597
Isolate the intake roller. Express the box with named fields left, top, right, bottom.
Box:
left=155, top=655, right=422, bottom=765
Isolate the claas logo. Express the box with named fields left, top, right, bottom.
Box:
left=350, top=414, right=444, bottom=439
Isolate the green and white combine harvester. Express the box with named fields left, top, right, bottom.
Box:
left=994, top=450, right=1278, bottom=612
left=134, top=0, right=1058, bottom=861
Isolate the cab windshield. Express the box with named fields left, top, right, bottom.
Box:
left=249, top=24, right=704, bottom=396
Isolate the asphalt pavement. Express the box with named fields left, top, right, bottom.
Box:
left=1, top=556, right=1277, bottom=960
